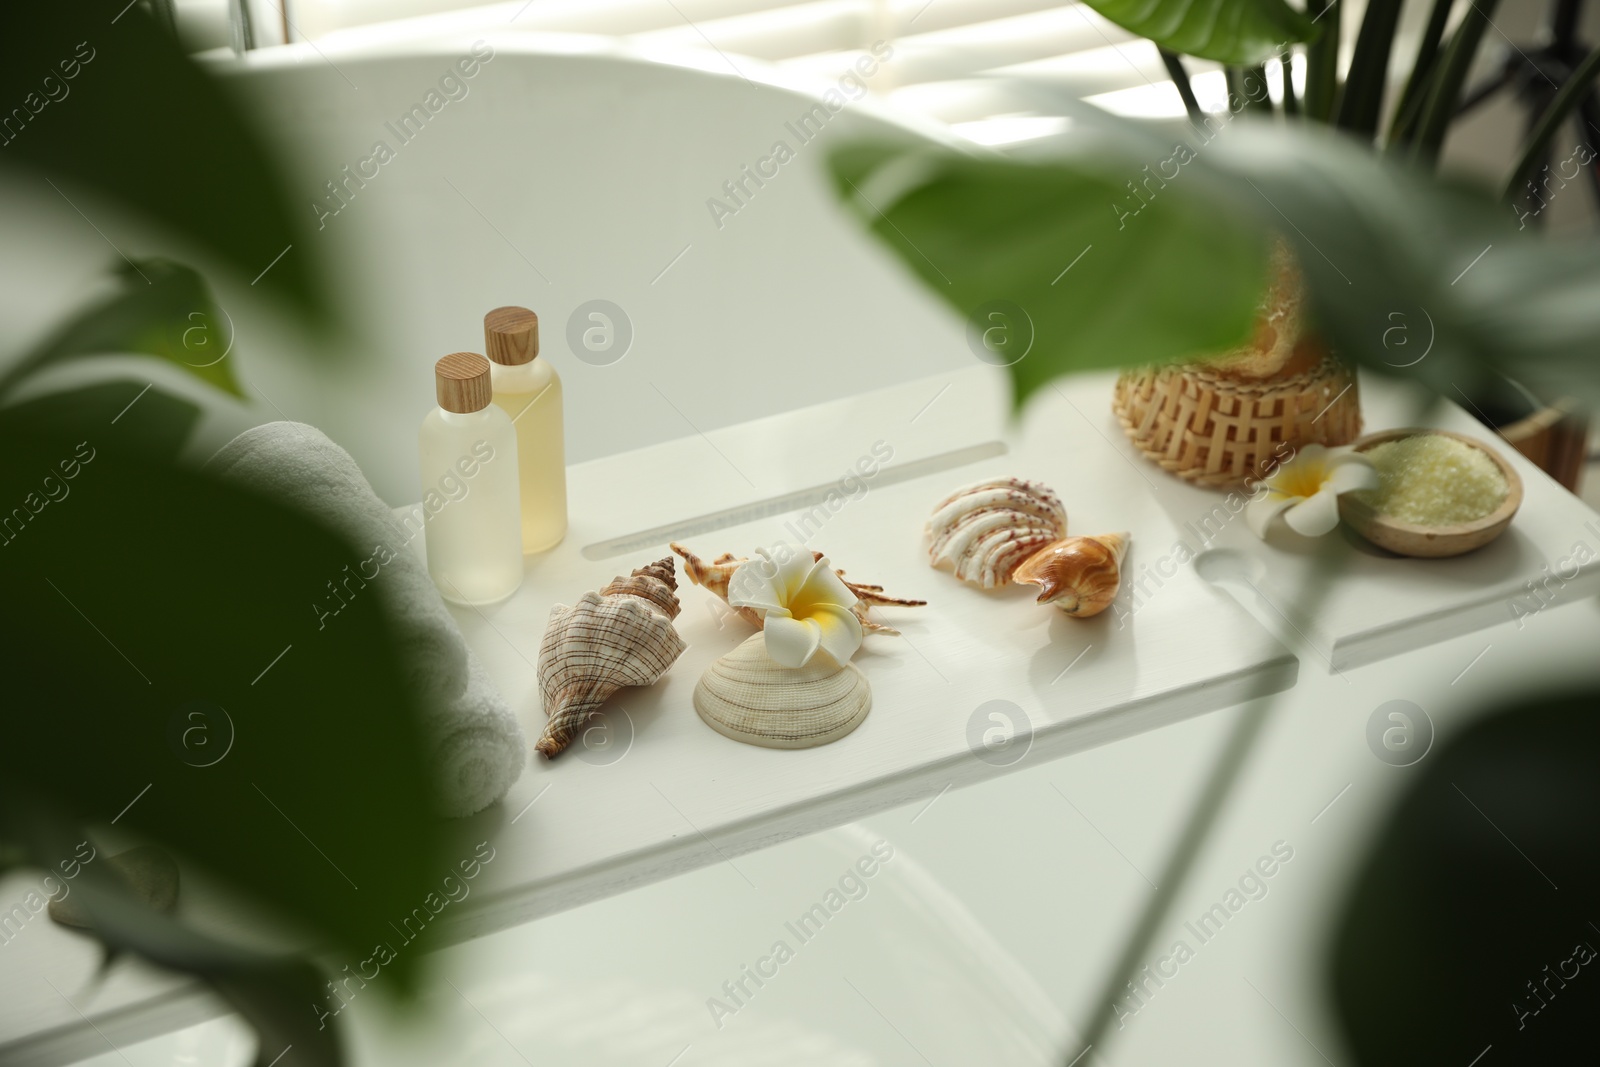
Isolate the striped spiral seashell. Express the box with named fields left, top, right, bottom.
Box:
left=925, top=477, right=1068, bottom=588
left=535, top=557, right=686, bottom=758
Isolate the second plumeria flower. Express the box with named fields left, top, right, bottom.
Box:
left=1246, top=444, right=1379, bottom=538
left=727, top=544, right=863, bottom=668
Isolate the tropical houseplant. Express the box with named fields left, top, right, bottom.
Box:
left=825, top=0, right=1600, bottom=1063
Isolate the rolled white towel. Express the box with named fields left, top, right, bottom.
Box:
left=437, top=655, right=529, bottom=817
left=207, top=421, right=524, bottom=817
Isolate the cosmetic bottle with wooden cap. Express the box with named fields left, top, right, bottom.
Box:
left=419, top=352, right=523, bottom=604
left=484, top=306, right=567, bottom=553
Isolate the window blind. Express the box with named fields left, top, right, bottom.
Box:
left=187, top=0, right=1251, bottom=141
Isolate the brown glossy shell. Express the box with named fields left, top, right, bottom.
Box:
left=535, top=557, right=686, bottom=757
left=1011, top=533, right=1129, bottom=618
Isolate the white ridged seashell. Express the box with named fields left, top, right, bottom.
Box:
left=926, top=477, right=1068, bottom=588
left=693, top=633, right=871, bottom=749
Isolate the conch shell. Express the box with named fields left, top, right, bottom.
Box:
left=670, top=542, right=924, bottom=635
left=694, top=633, right=871, bottom=749
left=1011, top=534, right=1129, bottom=617
left=926, top=477, right=1068, bottom=588
left=535, top=557, right=686, bottom=757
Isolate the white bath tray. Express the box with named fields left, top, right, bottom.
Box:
left=438, top=366, right=1297, bottom=942
left=447, top=365, right=1600, bottom=943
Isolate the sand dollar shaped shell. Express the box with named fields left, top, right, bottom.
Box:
left=536, top=557, right=687, bottom=758
left=926, top=477, right=1068, bottom=588
left=694, top=633, right=871, bottom=749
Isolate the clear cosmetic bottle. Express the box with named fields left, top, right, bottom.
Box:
left=484, top=306, right=567, bottom=553
left=420, top=352, right=523, bottom=604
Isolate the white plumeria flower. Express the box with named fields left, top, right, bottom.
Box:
left=727, top=544, right=863, bottom=668
left=1246, top=444, right=1379, bottom=538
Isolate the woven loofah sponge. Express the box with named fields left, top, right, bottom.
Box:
left=1203, top=239, right=1310, bottom=381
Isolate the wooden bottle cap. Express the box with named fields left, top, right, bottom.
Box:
left=484, top=306, right=539, bottom=365
left=435, top=352, right=492, bottom=413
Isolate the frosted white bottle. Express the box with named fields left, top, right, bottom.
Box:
left=420, top=352, right=523, bottom=605
left=484, top=306, right=567, bottom=553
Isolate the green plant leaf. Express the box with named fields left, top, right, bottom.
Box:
left=0, top=806, right=343, bottom=1067
left=1225, top=65, right=1276, bottom=114
left=1411, top=0, right=1501, bottom=165
left=829, top=117, right=1600, bottom=415
left=1195, top=124, right=1600, bottom=406
left=1333, top=0, right=1402, bottom=136
left=1504, top=44, right=1600, bottom=201
left=1083, top=0, right=1318, bottom=65
left=0, top=3, right=329, bottom=323
left=1303, top=0, right=1340, bottom=122
left=75, top=881, right=342, bottom=1067
left=0, top=423, right=461, bottom=995
left=1385, top=0, right=1456, bottom=148
left=1159, top=49, right=1205, bottom=123
left=0, top=259, right=245, bottom=402
left=0, top=380, right=202, bottom=461
left=828, top=142, right=1271, bottom=411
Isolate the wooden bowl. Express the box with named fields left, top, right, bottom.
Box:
left=1338, top=429, right=1523, bottom=558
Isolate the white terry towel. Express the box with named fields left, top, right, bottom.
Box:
left=208, top=421, right=525, bottom=818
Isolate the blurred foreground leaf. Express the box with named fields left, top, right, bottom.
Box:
left=829, top=141, right=1271, bottom=410
left=831, top=118, right=1600, bottom=411
left=4, top=801, right=343, bottom=1067
left=0, top=259, right=245, bottom=400
left=0, top=379, right=200, bottom=461
left=79, top=880, right=341, bottom=1067
left=0, top=415, right=455, bottom=995
left=1330, top=688, right=1600, bottom=1064
left=0, top=3, right=328, bottom=323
